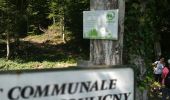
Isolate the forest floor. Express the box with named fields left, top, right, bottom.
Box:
left=0, top=33, right=88, bottom=70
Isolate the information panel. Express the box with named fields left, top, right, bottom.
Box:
left=0, top=67, right=134, bottom=100
left=83, top=10, right=118, bottom=40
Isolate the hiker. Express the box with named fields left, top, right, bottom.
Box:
left=152, top=56, right=165, bottom=83
left=162, top=60, right=170, bottom=100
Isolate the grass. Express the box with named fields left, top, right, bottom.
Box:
left=0, top=58, right=77, bottom=70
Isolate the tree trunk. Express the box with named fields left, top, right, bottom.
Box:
left=6, top=33, right=10, bottom=60
left=59, top=15, right=66, bottom=43
left=154, top=42, right=161, bottom=59
left=61, top=16, right=66, bottom=43
left=90, top=0, right=124, bottom=65
left=53, top=16, right=56, bottom=24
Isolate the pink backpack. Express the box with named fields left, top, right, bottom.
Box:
left=162, top=67, right=169, bottom=84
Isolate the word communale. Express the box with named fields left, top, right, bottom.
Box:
left=6, top=79, right=131, bottom=100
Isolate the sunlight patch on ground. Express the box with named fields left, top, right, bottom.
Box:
left=21, top=33, right=66, bottom=45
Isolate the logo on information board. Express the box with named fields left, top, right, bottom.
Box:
left=107, top=11, right=115, bottom=22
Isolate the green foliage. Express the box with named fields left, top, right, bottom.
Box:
left=125, top=1, right=155, bottom=56
left=0, top=58, right=76, bottom=70
left=65, top=0, right=89, bottom=38
left=88, top=29, right=98, bottom=37
left=149, top=81, right=162, bottom=98
left=124, top=0, right=170, bottom=94
left=124, top=0, right=157, bottom=91
left=48, top=0, right=65, bottom=24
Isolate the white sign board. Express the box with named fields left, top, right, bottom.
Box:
left=0, top=68, right=134, bottom=100
left=83, top=10, right=118, bottom=40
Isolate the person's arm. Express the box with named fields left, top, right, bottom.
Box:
left=152, top=61, right=158, bottom=66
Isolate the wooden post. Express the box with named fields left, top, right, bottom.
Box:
left=90, top=0, right=125, bottom=66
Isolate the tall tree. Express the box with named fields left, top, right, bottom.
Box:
left=90, top=0, right=125, bottom=65
left=0, top=0, right=28, bottom=59
left=27, top=0, right=50, bottom=34
left=48, top=0, right=68, bottom=43
left=0, top=0, right=16, bottom=59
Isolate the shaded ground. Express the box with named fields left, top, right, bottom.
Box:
left=0, top=33, right=89, bottom=70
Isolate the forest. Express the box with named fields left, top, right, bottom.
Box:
left=0, top=0, right=90, bottom=69
left=0, top=0, right=170, bottom=99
